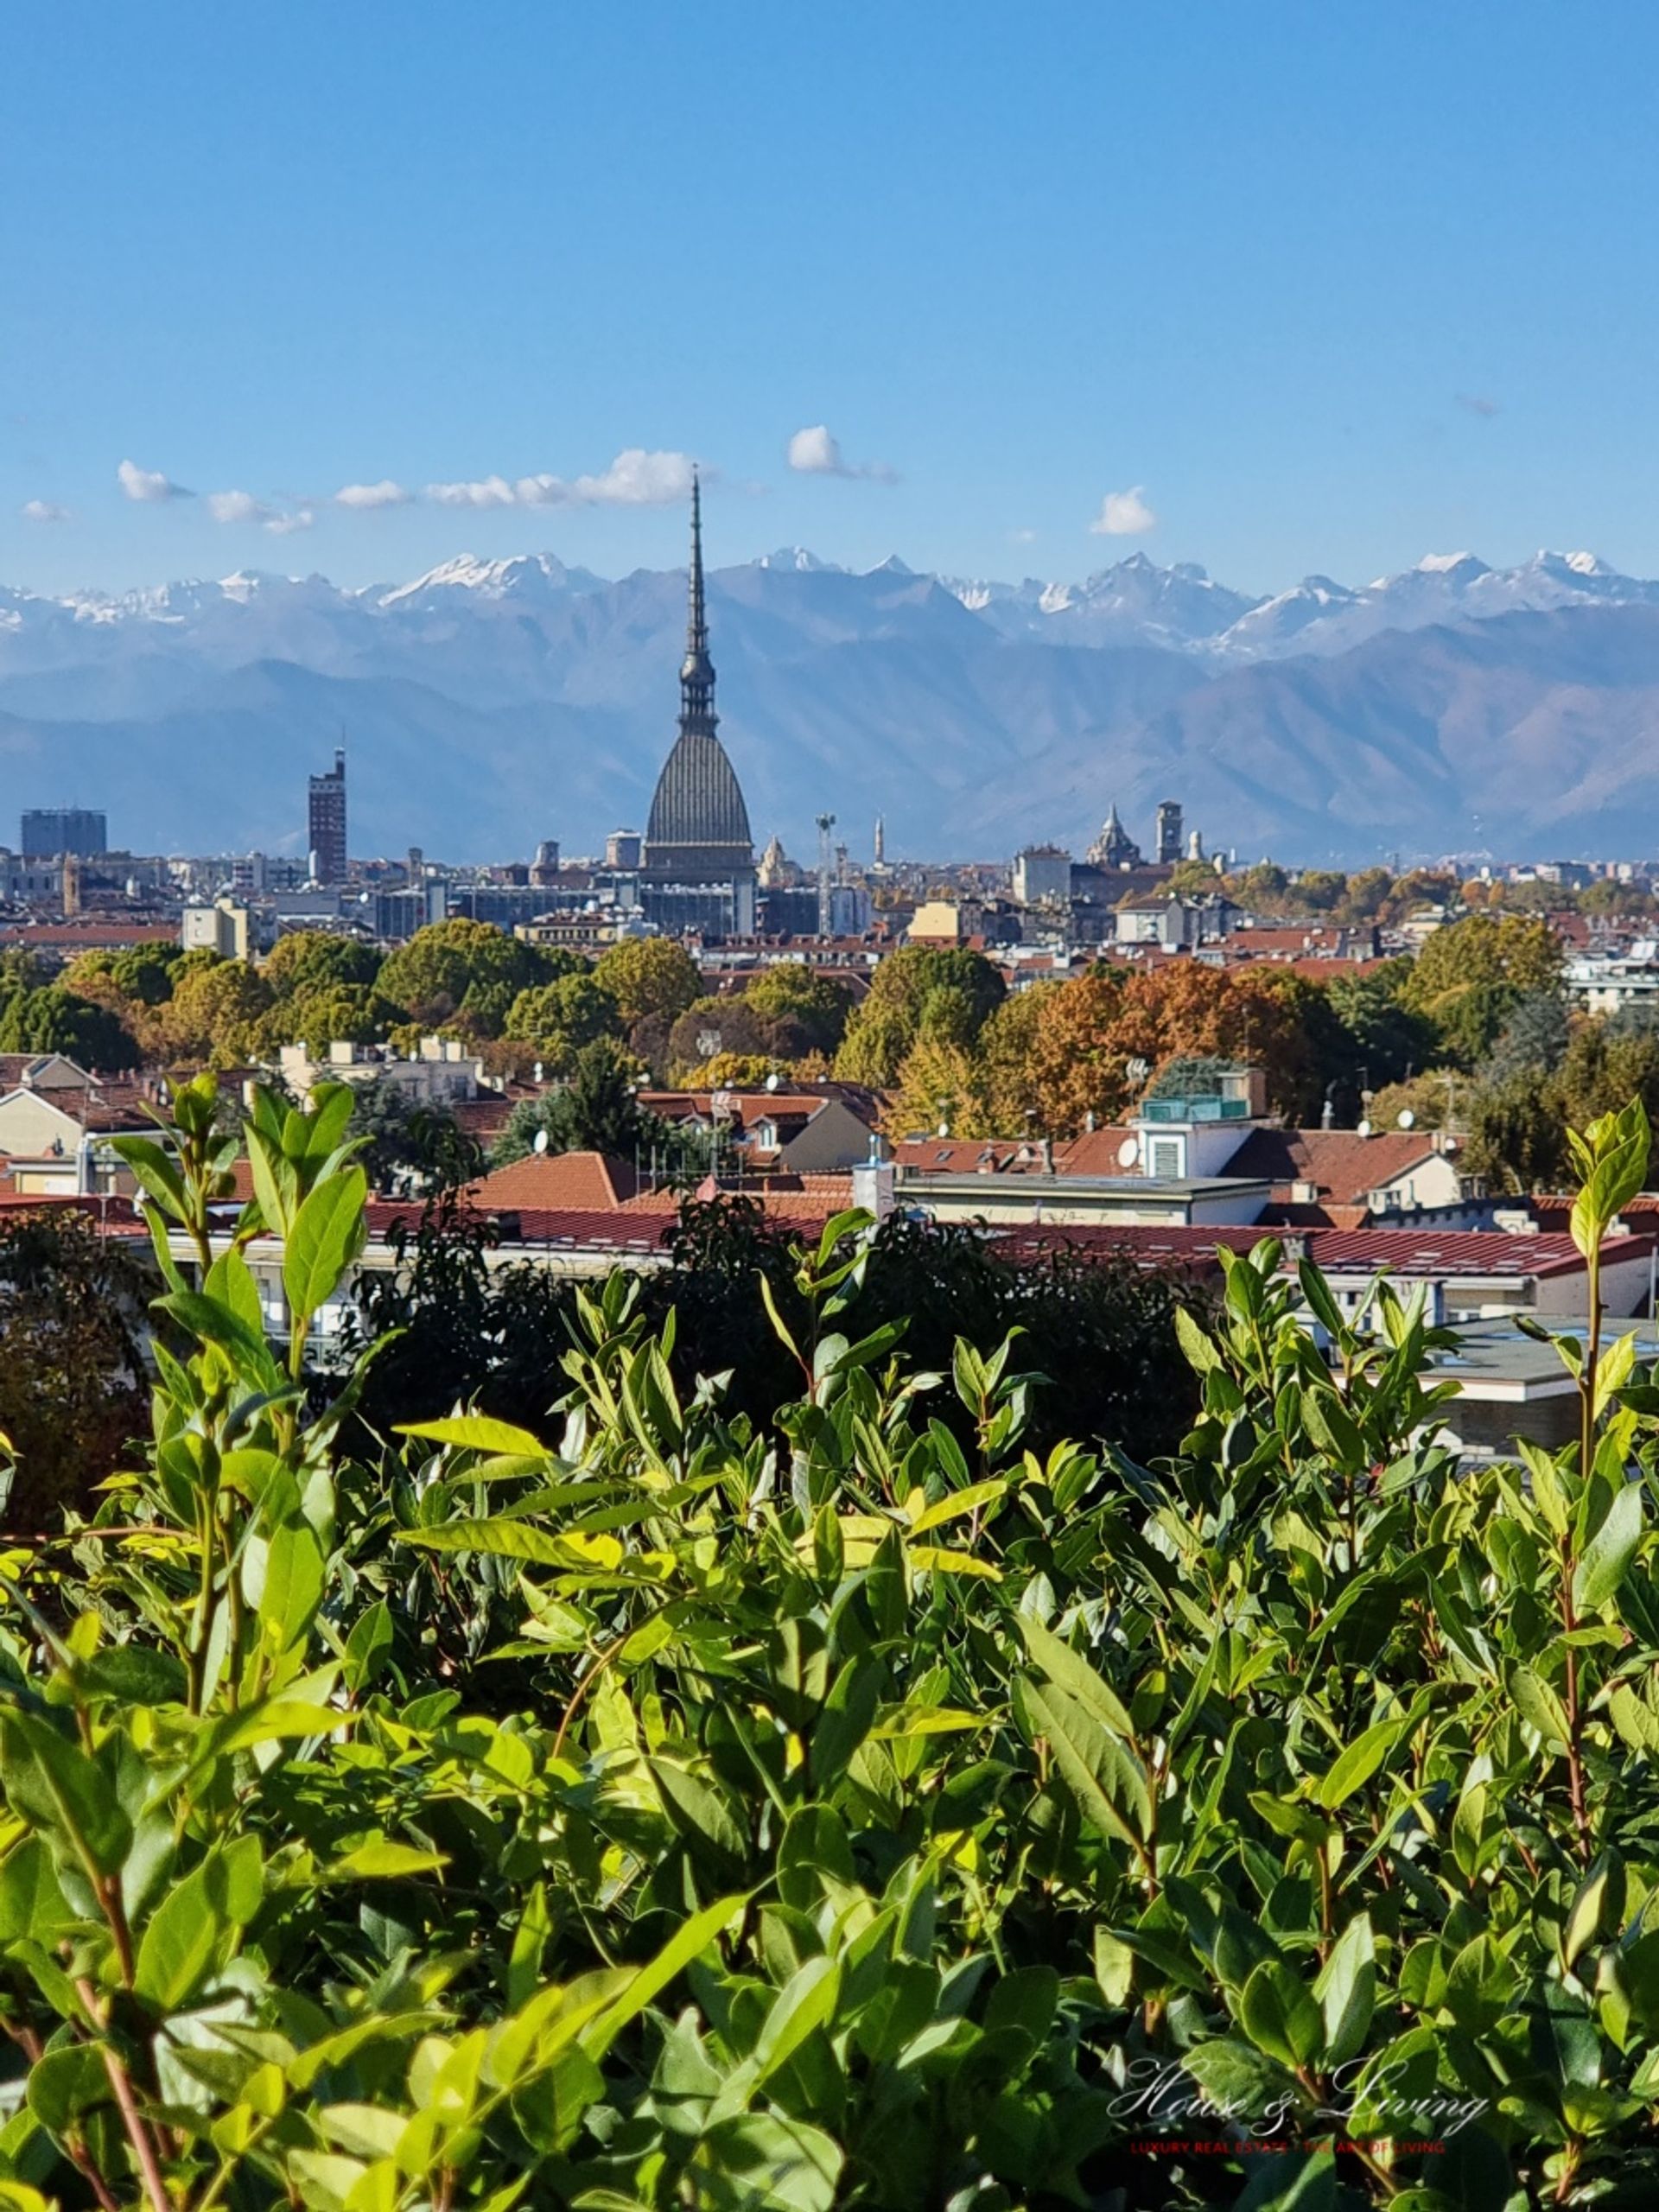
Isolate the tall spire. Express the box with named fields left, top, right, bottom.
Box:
left=679, top=467, right=717, bottom=736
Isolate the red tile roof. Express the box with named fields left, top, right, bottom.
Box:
left=1226, top=1128, right=1439, bottom=1209
left=986, top=1222, right=1642, bottom=1281
left=469, top=1150, right=639, bottom=1212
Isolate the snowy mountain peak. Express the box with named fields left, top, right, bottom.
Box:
left=378, top=551, right=600, bottom=607
left=753, top=546, right=837, bottom=573
left=1414, top=551, right=1487, bottom=575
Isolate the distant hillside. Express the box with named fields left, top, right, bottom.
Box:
left=3, top=546, right=1659, bottom=862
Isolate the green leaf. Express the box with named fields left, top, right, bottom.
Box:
left=205, top=1245, right=265, bottom=1341
left=343, top=1600, right=395, bottom=1694
left=582, top=1891, right=748, bottom=2061
left=1562, top=1851, right=1624, bottom=1973
left=283, top=1167, right=366, bottom=1324
left=1239, top=1956, right=1325, bottom=2069
left=0, top=1710, right=133, bottom=1879
left=109, top=1133, right=188, bottom=1221
left=1174, top=1304, right=1220, bottom=1374
left=26, top=2042, right=111, bottom=2133
left=1569, top=1096, right=1649, bottom=1256
left=77, top=1645, right=188, bottom=1707
left=397, top=1414, right=549, bottom=1456
left=907, top=1478, right=1007, bottom=1535
left=1574, top=1480, right=1644, bottom=1613
left=810, top=1656, right=882, bottom=1787
left=1297, top=1259, right=1348, bottom=1344
left=1182, top=2037, right=1302, bottom=2129
left=1609, top=1681, right=1659, bottom=1755
left=751, top=1955, right=843, bottom=2091
left=1506, top=1661, right=1571, bottom=1747
left=397, top=1519, right=583, bottom=1565
left=1313, top=1716, right=1408, bottom=1809
left=696, top=2112, right=842, bottom=2212
left=316, top=1841, right=451, bottom=1882
left=160, top=1288, right=279, bottom=1378
left=648, top=1759, right=747, bottom=1871
left=1314, top=1912, right=1375, bottom=2067
left=1019, top=1614, right=1137, bottom=1738
left=1016, top=1675, right=1153, bottom=1850
left=135, top=1866, right=224, bottom=2010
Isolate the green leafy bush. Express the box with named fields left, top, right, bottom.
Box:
left=0, top=1087, right=1656, bottom=2204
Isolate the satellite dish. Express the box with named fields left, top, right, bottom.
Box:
left=532, top=1129, right=550, bottom=1154
left=938, top=1121, right=950, bottom=1138
left=1442, top=1135, right=1459, bottom=1154
left=1397, top=1109, right=1415, bottom=1130
left=765, top=1071, right=780, bottom=1092
left=1116, top=1136, right=1140, bottom=1168
left=1357, top=1118, right=1372, bottom=1138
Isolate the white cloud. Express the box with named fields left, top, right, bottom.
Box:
left=334, top=479, right=411, bottom=510
left=118, top=458, right=191, bottom=503
left=1090, top=486, right=1156, bottom=537
left=788, top=424, right=842, bottom=474
left=21, top=499, right=68, bottom=524
left=426, top=448, right=697, bottom=511
left=207, top=488, right=313, bottom=534
left=207, top=488, right=270, bottom=524
left=1008, top=526, right=1038, bottom=545
left=427, top=474, right=518, bottom=508
left=787, top=423, right=897, bottom=483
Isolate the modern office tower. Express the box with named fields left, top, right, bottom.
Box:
left=308, top=749, right=347, bottom=885
left=21, top=807, right=105, bottom=858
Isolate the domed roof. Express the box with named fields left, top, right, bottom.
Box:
left=646, top=730, right=753, bottom=853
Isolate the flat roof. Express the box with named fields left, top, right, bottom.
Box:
left=1436, top=1314, right=1659, bottom=1401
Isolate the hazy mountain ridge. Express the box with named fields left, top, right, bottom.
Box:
left=3, top=546, right=1659, bottom=863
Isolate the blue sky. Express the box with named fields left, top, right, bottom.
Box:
left=4, top=4, right=1656, bottom=597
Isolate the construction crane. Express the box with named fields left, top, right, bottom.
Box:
left=816, top=811, right=836, bottom=937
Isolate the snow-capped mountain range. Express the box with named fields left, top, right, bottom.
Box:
left=4, top=543, right=1659, bottom=865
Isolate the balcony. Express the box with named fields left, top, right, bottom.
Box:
left=1138, top=1096, right=1250, bottom=1124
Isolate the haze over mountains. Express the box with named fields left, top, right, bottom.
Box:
left=3, top=543, right=1659, bottom=866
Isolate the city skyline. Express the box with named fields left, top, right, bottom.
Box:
left=7, top=6, right=1659, bottom=597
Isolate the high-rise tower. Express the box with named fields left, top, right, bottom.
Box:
left=308, top=748, right=347, bottom=885
left=640, top=474, right=756, bottom=937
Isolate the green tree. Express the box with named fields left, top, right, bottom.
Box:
left=1325, top=962, right=1437, bottom=1093
left=503, top=970, right=620, bottom=1068
left=160, top=958, right=275, bottom=1065
left=62, top=943, right=176, bottom=1007
left=378, top=918, right=553, bottom=1037
left=493, top=1036, right=645, bottom=1163
left=741, top=964, right=854, bottom=1055
left=835, top=947, right=1004, bottom=1085
left=1463, top=1073, right=1569, bottom=1192
left=0, top=1210, right=149, bottom=1528
left=1484, top=989, right=1571, bottom=1084
left=257, top=982, right=405, bottom=1053
left=593, top=936, right=702, bottom=1028
left=262, top=931, right=383, bottom=997
left=887, top=1038, right=989, bottom=1138
left=349, top=1077, right=483, bottom=1196
left=0, top=985, right=140, bottom=1069
left=666, top=994, right=774, bottom=1079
